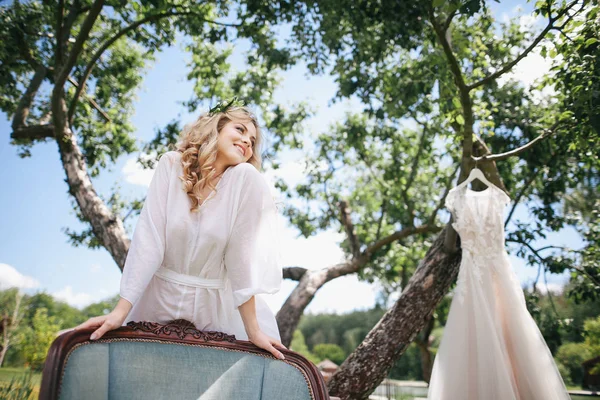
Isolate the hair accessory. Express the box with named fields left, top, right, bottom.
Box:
left=208, top=97, right=247, bottom=116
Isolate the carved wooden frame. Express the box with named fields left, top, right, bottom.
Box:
left=40, top=320, right=330, bottom=400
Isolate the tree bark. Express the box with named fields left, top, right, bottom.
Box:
left=0, top=316, right=9, bottom=367
left=415, top=315, right=435, bottom=384
left=51, top=83, right=131, bottom=270
left=327, top=225, right=461, bottom=399
left=0, top=341, right=8, bottom=368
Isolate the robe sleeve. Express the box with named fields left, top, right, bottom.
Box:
left=119, top=152, right=173, bottom=307
left=224, top=163, right=283, bottom=309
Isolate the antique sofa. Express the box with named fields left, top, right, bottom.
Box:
left=40, top=319, right=332, bottom=400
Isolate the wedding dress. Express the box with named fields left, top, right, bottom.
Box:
left=427, top=184, right=570, bottom=400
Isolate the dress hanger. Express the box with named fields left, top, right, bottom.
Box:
left=455, top=157, right=498, bottom=192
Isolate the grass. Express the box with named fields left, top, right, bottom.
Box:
left=0, top=367, right=41, bottom=399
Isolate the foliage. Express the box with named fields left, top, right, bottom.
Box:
left=582, top=316, right=600, bottom=374
left=23, top=293, right=84, bottom=330
left=299, top=307, right=386, bottom=355
left=387, top=343, right=424, bottom=381
left=312, top=343, right=346, bottom=365
left=555, top=342, right=593, bottom=387
left=20, top=308, right=60, bottom=371
left=290, top=330, right=320, bottom=364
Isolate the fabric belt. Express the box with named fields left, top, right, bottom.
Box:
left=155, top=267, right=225, bottom=289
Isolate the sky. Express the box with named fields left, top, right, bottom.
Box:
left=0, top=1, right=582, bottom=316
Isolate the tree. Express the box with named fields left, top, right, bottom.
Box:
left=2, top=1, right=598, bottom=397
left=21, top=308, right=61, bottom=371
left=244, top=0, right=599, bottom=397
left=313, top=343, right=346, bottom=365
left=289, top=329, right=320, bottom=364
left=2, top=0, right=305, bottom=272
left=0, top=288, right=24, bottom=367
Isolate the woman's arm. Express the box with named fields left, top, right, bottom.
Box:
left=238, top=296, right=286, bottom=359
left=75, top=153, right=173, bottom=340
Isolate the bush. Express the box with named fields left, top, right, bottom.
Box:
left=21, top=308, right=60, bottom=371
left=555, top=342, right=593, bottom=386
left=312, top=343, right=346, bottom=365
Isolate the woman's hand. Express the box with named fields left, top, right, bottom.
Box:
left=247, top=329, right=287, bottom=360
left=74, top=298, right=132, bottom=340
left=238, top=295, right=287, bottom=360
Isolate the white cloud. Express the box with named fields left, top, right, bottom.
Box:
left=0, top=263, right=40, bottom=290
left=122, top=157, right=155, bottom=187
left=52, top=286, right=94, bottom=309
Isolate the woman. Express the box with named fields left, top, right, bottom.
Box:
left=75, top=102, right=286, bottom=360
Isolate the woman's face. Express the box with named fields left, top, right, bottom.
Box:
left=216, top=119, right=257, bottom=167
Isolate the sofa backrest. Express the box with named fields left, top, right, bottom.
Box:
left=40, top=320, right=330, bottom=400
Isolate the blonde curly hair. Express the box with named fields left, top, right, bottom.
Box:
left=174, top=106, right=262, bottom=212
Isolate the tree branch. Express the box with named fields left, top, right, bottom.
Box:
left=375, top=199, right=387, bottom=241
left=55, top=0, right=66, bottom=67
left=364, top=224, right=441, bottom=259
left=55, top=0, right=105, bottom=90
left=283, top=266, right=308, bottom=281
left=66, top=76, right=111, bottom=122
left=468, top=0, right=579, bottom=91
left=11, top=125, right=55, bottom=142
left=11, top=65, right=48, bottom=132
left=61, top=0, right=82, bottom=46
left=473, top=120, right=563, bottom=163
left=428, top=162, right=460, bottom=226
left=428, top=6, right=475, bottom=175
left=68, top=10, right=242, bottom=124
left=505, top=168, right=539, bottom=228
left=339, top=200, right=361, bottom=258
left=442, top=7, right=458, bottom=32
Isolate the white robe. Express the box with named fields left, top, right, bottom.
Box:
left=120, top=151, right=283, bottom=340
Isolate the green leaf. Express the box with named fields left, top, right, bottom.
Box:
left=433, top=0, right=445, bottom=8
left=584, top=38, right=598, bottom=47
left=455, top=114, right=465, bottom=125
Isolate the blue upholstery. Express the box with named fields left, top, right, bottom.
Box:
left=59, top=341, right=311, bottom=400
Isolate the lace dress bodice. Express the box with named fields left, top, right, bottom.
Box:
left=445, top=185, right=512, bottom=303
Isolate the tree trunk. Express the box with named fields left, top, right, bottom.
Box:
left=327, top=225, right=461, bottom=399
left=0, top=316, right=8, bottom=367
left=415, top=315, right=435, bottom=384
left=0, top=341, right=8, bottom=368
left=52, top=91, right=131, bottom=271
